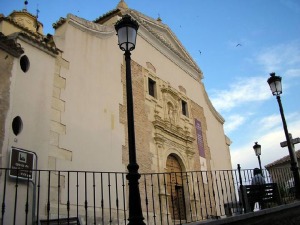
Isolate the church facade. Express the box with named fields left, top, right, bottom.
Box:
left=0, top=1, right=232, bottom=224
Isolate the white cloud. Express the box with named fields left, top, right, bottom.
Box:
left=256, top=40, right=300, bottom=73
left=257, top=114, right=281, bottom=132
left=209, top=40, right=300, bottom=170
left=231, top=112, right=300, bottom=169
left=285, top=68, right=300, bottom=78
left=209, top=40, right=300, bottom=114
left=210, top=76, right=270, bottom=112
left=224, top=114, right=246, bottom=133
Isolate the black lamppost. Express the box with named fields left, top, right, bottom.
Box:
left=267, top=72, right=300, bottom=199
left=253, top=142, right=262, bottom=172
left=115, top=15, right=145, bottom=225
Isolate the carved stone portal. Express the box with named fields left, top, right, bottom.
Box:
left=153, top=86, right=195, bottom=172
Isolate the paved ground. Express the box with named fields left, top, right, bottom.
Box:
left=187, top=201, right=300, bottom=225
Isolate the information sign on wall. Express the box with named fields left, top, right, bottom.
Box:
left=9, top=147, right=35, bottom=180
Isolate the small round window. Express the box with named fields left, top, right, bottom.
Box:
left=20, top=55, right=30, bottom=73
left=12, top=116, right=23, bottom=136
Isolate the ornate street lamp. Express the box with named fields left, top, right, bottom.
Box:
left=253, top=142, right=262, bottom=172
left=267, top=72, right=300, bottom=199
left=115, top=15, right=145, bottom=225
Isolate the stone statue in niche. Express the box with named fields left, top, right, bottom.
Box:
left=167, top=102, right=176, bottom=124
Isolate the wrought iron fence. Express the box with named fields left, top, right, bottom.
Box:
left=0, top=166, right=296, bottom=225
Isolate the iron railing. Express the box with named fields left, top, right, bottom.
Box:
left=0, top=166, right=296, bottom=225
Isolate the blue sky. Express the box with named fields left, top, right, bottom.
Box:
left=1, top=0, right=300, bottom=170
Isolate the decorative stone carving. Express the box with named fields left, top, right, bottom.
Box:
left=154, top=136, right=165, bottom=148
left=153, top=83, right=195, bottom=161
left=16, top=18, right=24, bottom=26
left=146, top=62, right=156, bottom=73
left=25, top=19, right=32, bottom=25
left=178, top=85, right=186, bottom=94
left=167, top=102, right=176, bottom=124
left=161, top=86, right=180, bottom=125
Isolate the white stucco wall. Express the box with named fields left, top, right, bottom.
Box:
left=54, top=21, right=126, bottom=172
left=2, top=39, right=55, bottom=170
left=52, top=14, right=232, bottom=172
left=0, top=39, right=56, bottom=225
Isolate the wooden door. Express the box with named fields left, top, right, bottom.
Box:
left=166, top=155, right=186, bottom=220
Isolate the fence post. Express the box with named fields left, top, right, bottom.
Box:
left=237, top=164, right=247, bottom=213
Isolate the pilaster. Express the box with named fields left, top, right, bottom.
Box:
left=48, top=53, right=71, bottom=169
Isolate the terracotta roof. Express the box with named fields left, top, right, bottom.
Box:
left=0, top=32, right=24, bottom=57
left=265, top=149, right=300, bottom=168
left=52, top=17, right=67, bottom=29
left=93, top=8, right=121, bottom=24
left=20, top=32, right=58, bottom=54
left=5, top=32, right=59, bottom=55
left=93, top=0, right=125, bottom=24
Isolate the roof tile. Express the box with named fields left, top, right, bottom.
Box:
left=266, top=149, right=300, bottom=168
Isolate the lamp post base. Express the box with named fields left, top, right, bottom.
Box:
left=127, top=164, right=145, bottom=225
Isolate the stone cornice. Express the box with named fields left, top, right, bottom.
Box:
left=10, top=32, right=59, bottom=56
left=135, top=11, right=200, bottom=69
left=66, top=14, right=115, bottom=38
left=90, top=7, right=203, bottom=82
left=154, top=131, right=195, bottom=157
left=0, top=32, right=24, bottom=57
left=93, top=8, right=121, bottom=24
left=139, top=27, right=201, bottom=82
left=53, top=17, right=66, bottom=29
left=161, top=86, right=181, bottom=101
left=128, top=10, right=203, bottom=81
left=200, top=83, right=225, bottom=124
left=153, top=115, right=195, bottom=145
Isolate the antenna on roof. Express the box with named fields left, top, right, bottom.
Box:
left=35, top=4, right=40, bottom=32
left=24, top=0, right=28, bottom=11
left=157, top=13, right=162, bottom=22
left=36, top=4, right=40, bottom=18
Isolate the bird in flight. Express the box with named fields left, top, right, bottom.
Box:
left=236, top=43, right=242, bottom=47
left=199, top=50, right=202, bottom=55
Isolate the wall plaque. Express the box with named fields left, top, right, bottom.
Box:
left=9, top=147, right=35, bottom=180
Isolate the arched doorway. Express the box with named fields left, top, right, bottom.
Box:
left=166, top=154, right=186, bottom=220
